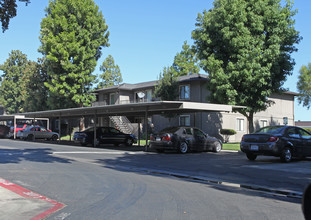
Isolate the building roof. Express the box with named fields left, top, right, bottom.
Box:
left=20, top=101, right=243, bottom=119
left=94, top=73, right=208, bottom=93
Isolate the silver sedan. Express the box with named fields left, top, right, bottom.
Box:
left=17, top=126, right=59, bottom=141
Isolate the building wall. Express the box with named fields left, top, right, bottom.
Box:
left=95, top=78, right=295, bottom=142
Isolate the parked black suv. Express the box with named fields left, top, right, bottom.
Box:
left=73, top=127, right=137, bottom=147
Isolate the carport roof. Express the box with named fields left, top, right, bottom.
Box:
left=19, top=101, right=244, bottom=118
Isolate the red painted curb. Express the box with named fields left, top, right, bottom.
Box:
left=0, top=178, right=65, bottom=220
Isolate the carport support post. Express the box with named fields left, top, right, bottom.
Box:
left=13, top=116, right=16, bottom=139
left=145, top=107, right=148, bottom=151
left=58, top=115, right=61, bottom=142
left=93, top=113, right=97, bottom=147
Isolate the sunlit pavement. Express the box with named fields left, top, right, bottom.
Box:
left=0, top=178, right=65, bottom=220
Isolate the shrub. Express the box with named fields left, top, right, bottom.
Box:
left=220, top=129, right=237, bottom=143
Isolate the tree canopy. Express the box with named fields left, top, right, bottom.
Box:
left=297, top=63, right=311, bottom=109
left=0, top=50, right=28, bottom=113
left=39, top=0, right=109, bottom=109
left=192, top=0, right=301, bottom=132
left=172, top=41, right=200, bottom=76
left=154, top=66, right=179, bottom=101
left=21, top=58, right=49, bottom=112
left=0, top=0, right=30, bottom=32
left=98, top=55, right=123, bottom=88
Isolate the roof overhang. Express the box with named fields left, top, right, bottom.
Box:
left=19, top=101, right=244, bottom=118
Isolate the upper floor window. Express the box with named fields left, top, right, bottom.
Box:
left=180, top=85, right=190, bottom=100
left=110, top=93, right=116, bottom=105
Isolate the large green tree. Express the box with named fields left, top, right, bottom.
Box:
left=297, top=63, right=311, bottom=109
left=21, top=58, right=49, bottom=112
left=98, top=55, right=123, bottom=88
left=154, top=66, right=179, bottom=101
left=0, top=0, right=30, bottom=32
left=172, top=41, right=200, bottom=76
left=192, top=0, right=301, bottom=132
left=0, top=50, right=29, bottom=113
left=39, top=0, right=109, bottom=109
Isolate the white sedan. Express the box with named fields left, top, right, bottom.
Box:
left=17, top=126, right=59, bottom=141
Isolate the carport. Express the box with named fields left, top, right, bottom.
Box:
left=0, top=115, right=49, bottom=139
left=19, top=101, right=243, bottom=147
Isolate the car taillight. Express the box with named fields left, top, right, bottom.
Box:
left=162, top=134, right=171, bottom=141
left=268, top=136, right=278, bottom=142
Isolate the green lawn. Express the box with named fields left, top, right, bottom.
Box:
left=222, top=143, right=240, bottom=151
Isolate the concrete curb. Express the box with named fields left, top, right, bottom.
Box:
left=134, top=168, right=303, bottom=199
left=0, top=178, right=65, bottom=220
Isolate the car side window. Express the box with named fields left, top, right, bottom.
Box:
left=287, top=128, right=300, bottom=138
left=184, top=128, right=192, bottom=135
left=193, top=128, right=205, bottom=137
left=101, top=128, right=108, bottom=134
left=110, top=128, right=120, bottom=134
left=298, top=129, right=311, bottom=139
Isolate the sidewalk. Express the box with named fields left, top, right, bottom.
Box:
left=0, top=178, right=65, bottom=220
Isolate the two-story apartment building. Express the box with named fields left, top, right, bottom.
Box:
left=93, top=73, right=296, bottom=142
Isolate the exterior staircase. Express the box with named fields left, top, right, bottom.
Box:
left=109, top=116, right=134, bottom=134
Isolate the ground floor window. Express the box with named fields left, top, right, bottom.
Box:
left=237, top=118, right=244, bottom=131
left=260, top=119, right=268, bottom=128
left=179, top=115, right=190, bottom=126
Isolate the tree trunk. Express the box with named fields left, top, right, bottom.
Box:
left=79, top=116, right=85, bottom=131
left=247, top=112, right=254, bottom=133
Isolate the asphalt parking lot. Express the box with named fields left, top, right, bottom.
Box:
left=1, top=139, right=310, bottom=219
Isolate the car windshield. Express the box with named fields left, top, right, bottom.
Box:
left=254, top=126, right=284, bottom=134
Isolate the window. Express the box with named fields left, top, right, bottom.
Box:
left=146, top=90, right=152, bottom=102
left=179, top=85, right=190, bottom=100
left=110, top=93, right=116, bottom=105
left=259, top=120, right=268, bottom=128
left=179, top=115, right=190, bottom=126
left=193, top=128, right=205, bottom=137
left=237, top=118, right=244, bottom=131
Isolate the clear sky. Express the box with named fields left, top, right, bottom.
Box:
left=0, top=0, right=310, bottom=121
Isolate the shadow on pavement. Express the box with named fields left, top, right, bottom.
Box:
left=0, top=148, right=73, bottom=164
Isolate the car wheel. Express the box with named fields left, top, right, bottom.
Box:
left=27, top=134, right=34, bottom=141
left=179, top=142, right=188, bottom=154
left=281, top=147, right=292, bottom=163
left=246, top=153, right=257, bottom=161
left=213, top=141, right=222, bottom=153
left=51, top=135, right=58, bottom=141
left=125, top=138, right=133, bottom=146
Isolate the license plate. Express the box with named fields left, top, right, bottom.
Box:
left=250, top=145, right=259, bottom=151
left=156, top=137, right=161, bottom=141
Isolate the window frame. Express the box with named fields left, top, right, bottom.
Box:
left=179, top=84, right=190, bottom=100
left=236, top=118, right=245, bottom=132
left=179, top=115, right=190, bottom=126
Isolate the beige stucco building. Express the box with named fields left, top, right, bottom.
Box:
left=94, top=74, right=296, bottom=142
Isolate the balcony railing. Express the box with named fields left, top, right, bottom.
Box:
left=92, top=99, right=156, bottom=106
